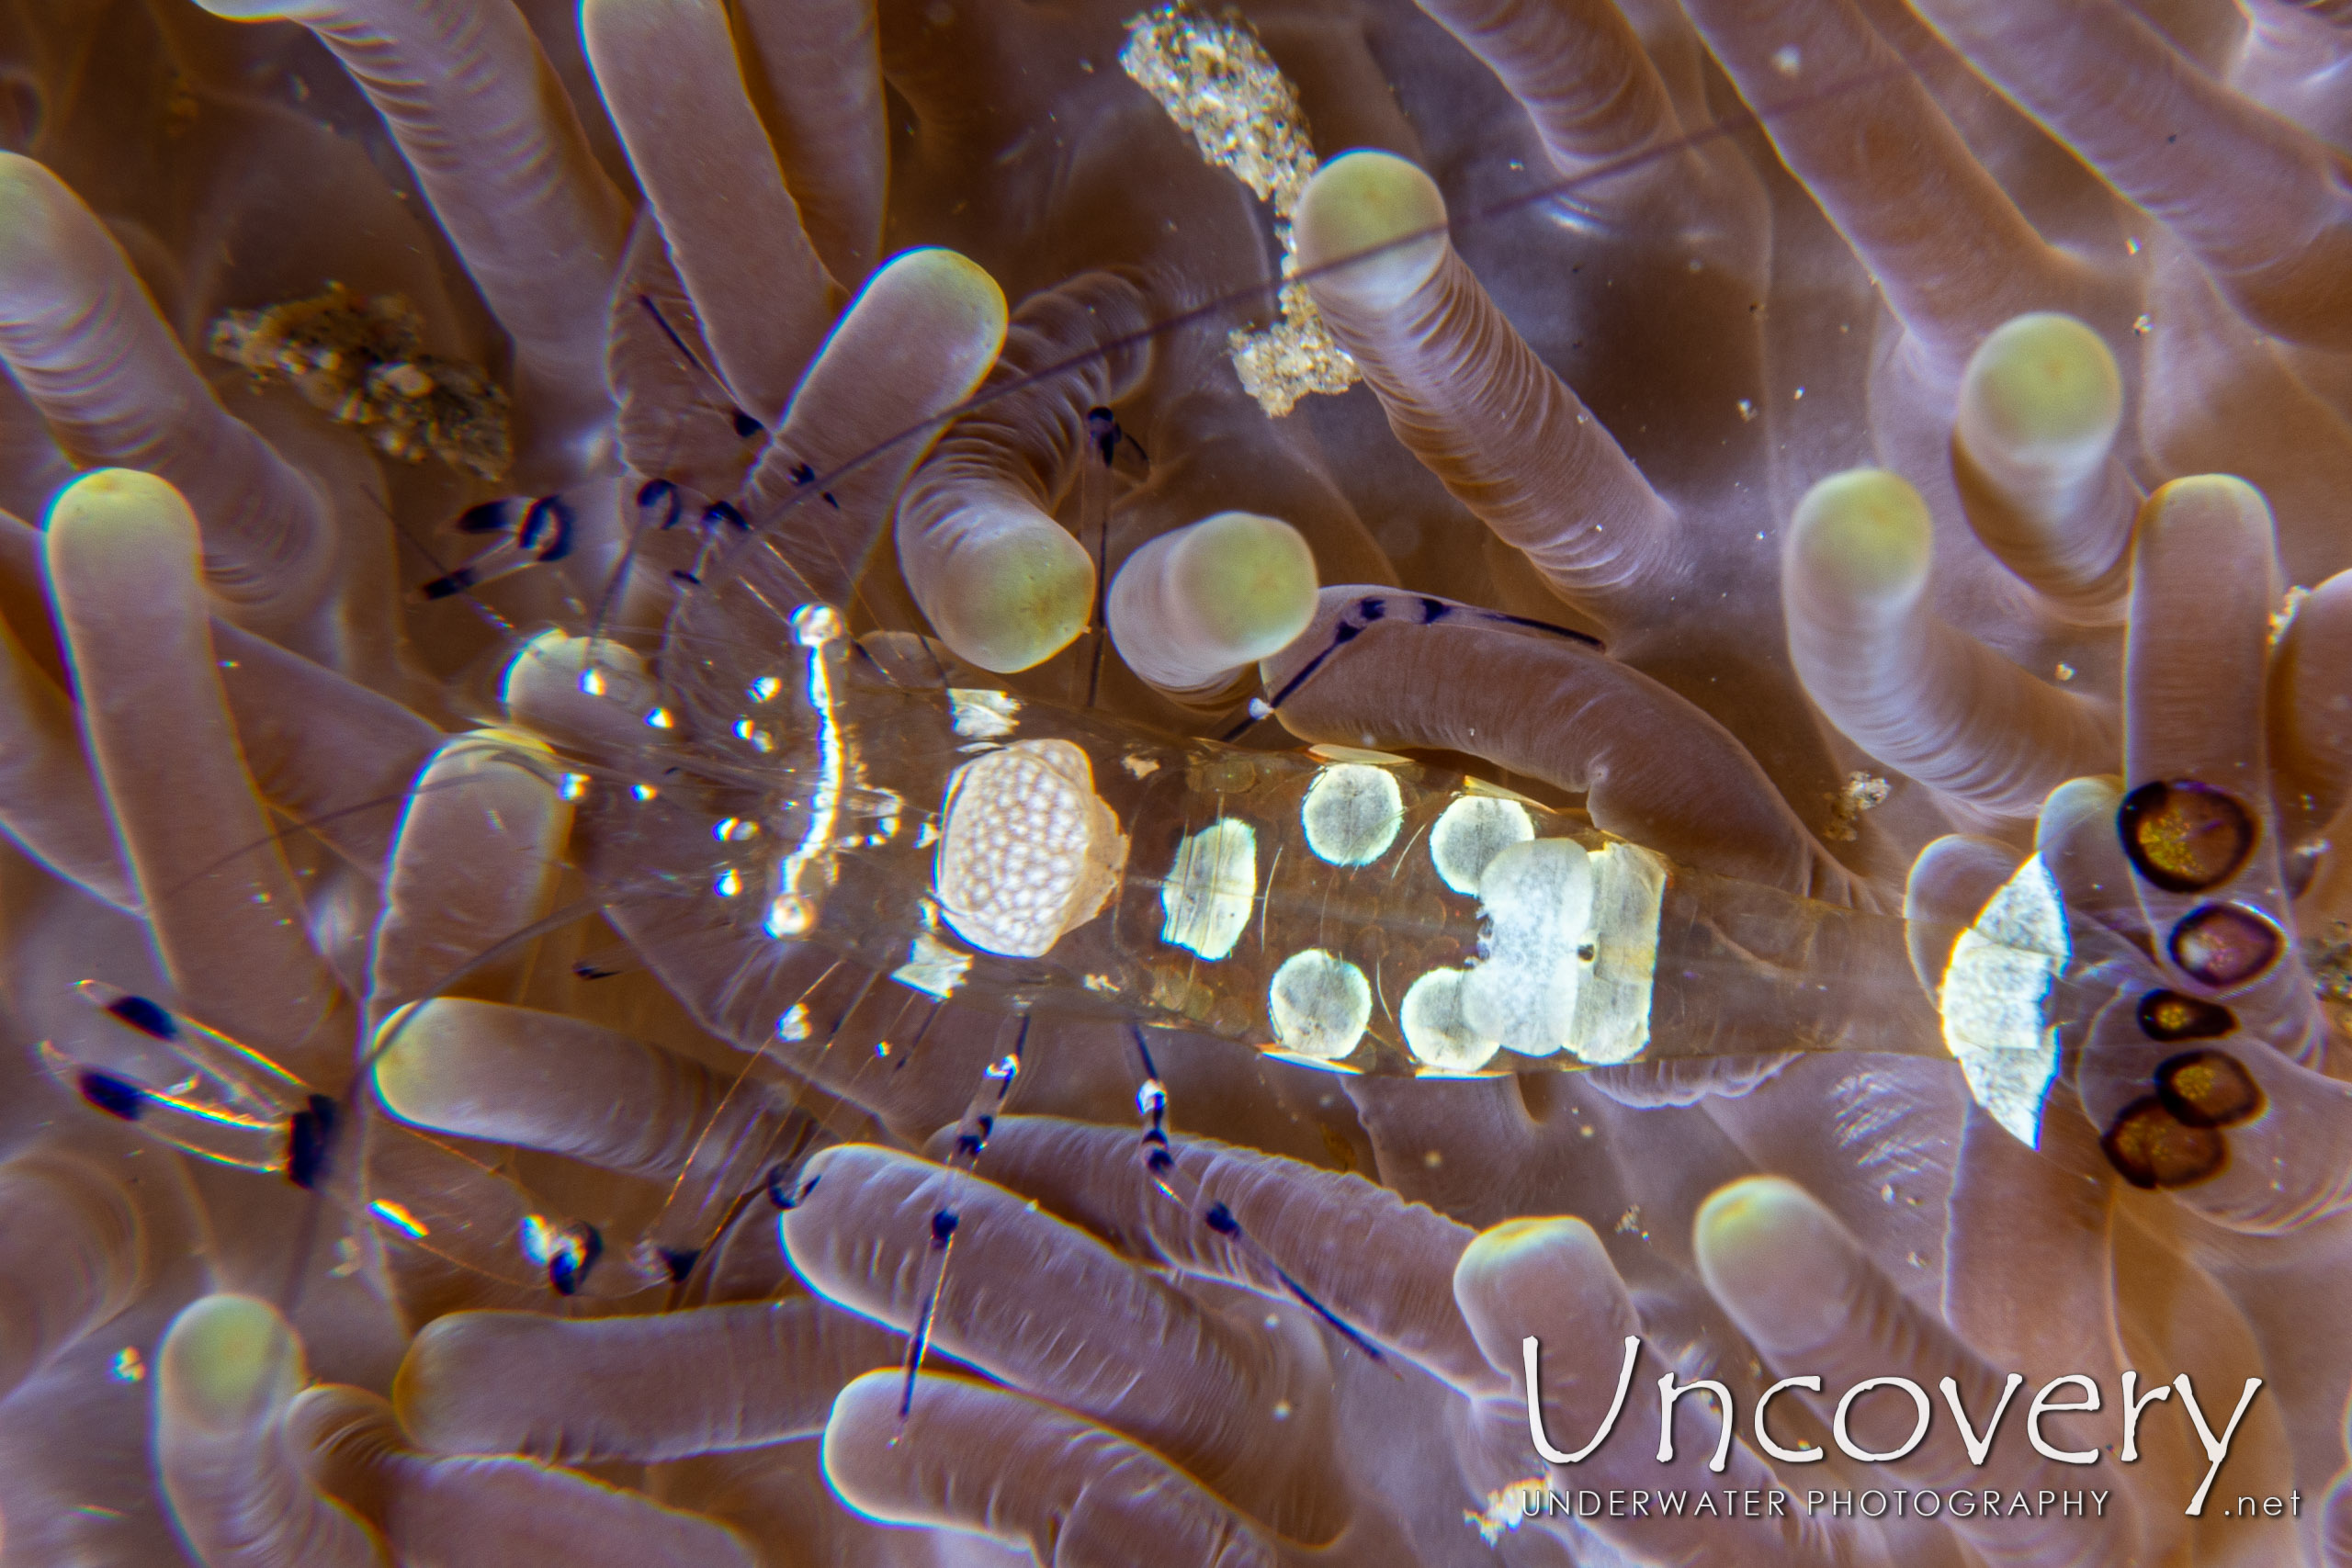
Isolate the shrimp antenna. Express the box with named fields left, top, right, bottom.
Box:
left=1078, top=405, right=1121, bottom=709
left=634, top=292, right=766, bottom=440
left=734, top=62, right=1910, bottom=567
left=1225, top=592, right=1607, bottom=740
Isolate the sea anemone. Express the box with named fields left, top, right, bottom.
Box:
left=1, top=0, right=2349, bottom=1563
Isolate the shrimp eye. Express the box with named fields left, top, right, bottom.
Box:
left=2118, top=780, right=2256, bottom=893
left=2155, top=1050, right=2264, bottom=1130
left=2099, top=1096, right=2225, bottom=1189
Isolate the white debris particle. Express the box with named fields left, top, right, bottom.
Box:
left=1122, top=5, right=1356, bottom=416
left=1821, top=771, right=1891, bottom=842
left=2271, top=584, right=2311, bottom=645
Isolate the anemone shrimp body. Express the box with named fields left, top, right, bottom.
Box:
left=574, top=565, right=1948, bottom=1089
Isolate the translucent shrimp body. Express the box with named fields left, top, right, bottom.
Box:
left=553, top=578, right=1957, bottom=1092
left=38, top=555, right=2075, bottom=1314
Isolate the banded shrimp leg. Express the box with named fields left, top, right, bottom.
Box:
left=60, top=228, right=1029, bottom=1324
left=11, top=464, right=849, bottom=1319
left=35, top=716, right=886, bottom=1318
left=28, top=720, right=673, bottom=1313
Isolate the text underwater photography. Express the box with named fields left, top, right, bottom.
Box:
left=1, top=0, right=2349, bottom=1564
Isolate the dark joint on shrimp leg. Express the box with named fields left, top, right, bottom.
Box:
left=639, top=478, right=684, bottom=530
left=896, top=1018, right=1031, bottom=1426
left=1085, top=405, right=1148, bottom=469
left=1127, top=1028, right=1386, bottom=1367
left=633, top=293, right=766, bottom=441
left=1240, top=592, right=1608, bottom=738
left=521, top=1216, right=605, bottom=1296
left=285, top=1093, right=338, bottom=1190
left=419, top=493, right=577, bottom=600
left=786, top=461, right=839, bottom=509
left=743, top=1106, right=833, bottom=1221
left=768, top=1165, right=819, bottom=1210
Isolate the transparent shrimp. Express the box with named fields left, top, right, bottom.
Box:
left=327, top=510, right=2097, bottom=1307
left=13, top=27, right=2190, bottom=1328
left=21, top=362, right=2112, bottom=1336
left=547, top=542, right=1969, bottom=1085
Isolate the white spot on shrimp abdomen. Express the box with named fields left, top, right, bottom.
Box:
left=1398, top=968, right=1492, bottom=1073
left=1394, top=837, right=1667, bottom=1069
left=1572, top=842, right=1667, bottom=1066
left=1428, top=794, right=1534, bottom=895
left=1159, top=818, right=1258, bottom=960
left=1300, top=762, right=1403, bottom=866
left=1266, top=949, right=1372, bottom=1059
left=1459, top=839, right=1593, bottom=1058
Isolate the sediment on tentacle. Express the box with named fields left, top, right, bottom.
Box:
left=191, top=0, right=630, bottom=451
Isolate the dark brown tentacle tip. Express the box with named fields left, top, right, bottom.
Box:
left=2155, top=1050, right=2265, bottom=1130
left=2100, top=1096, right=2227, bottom=1189
left=2136, top=988, right=2237, bottom=1043
left=2167, top=902, right=2286, bottom=989
left=2118, top=779, right=2256, bottom=894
